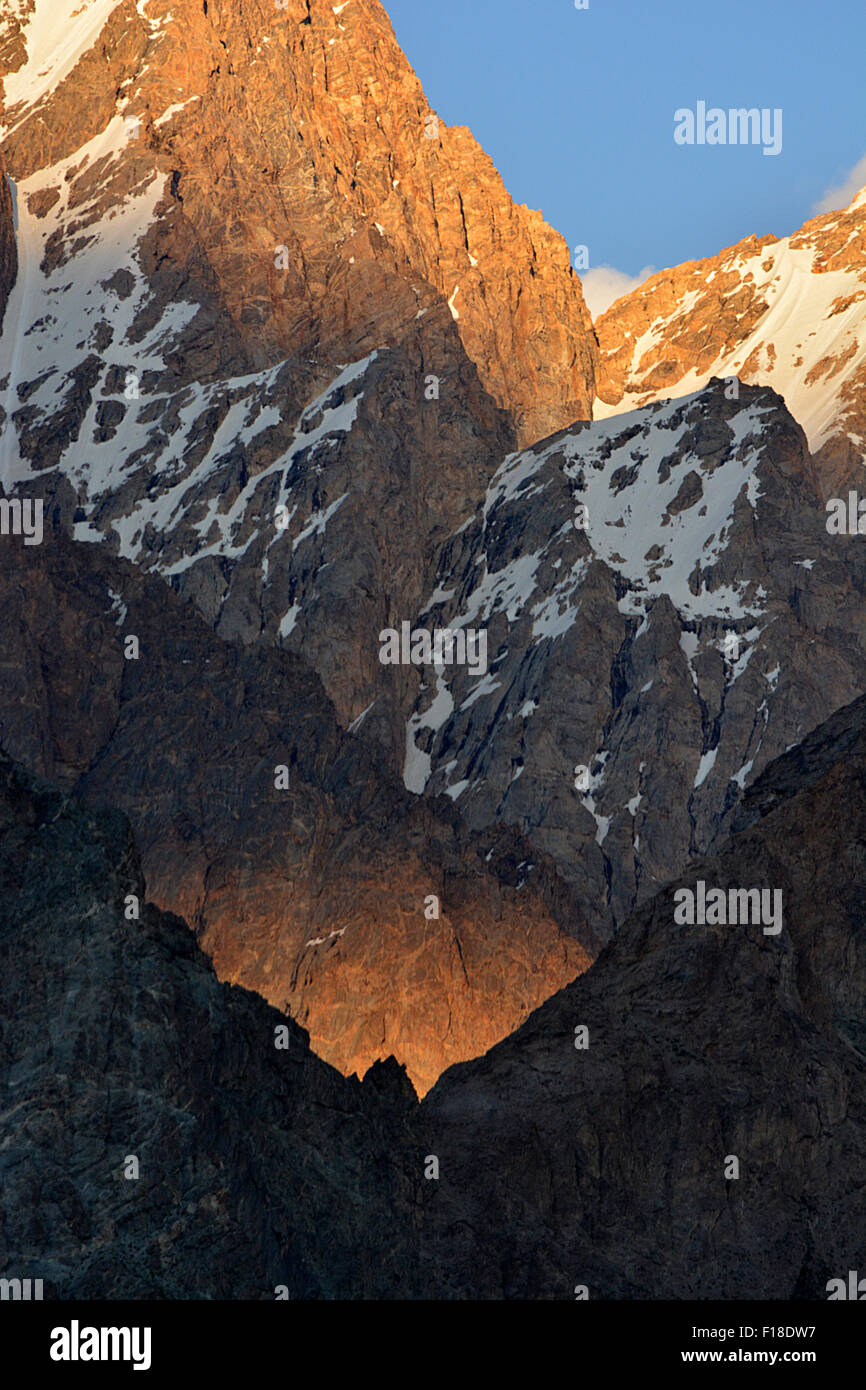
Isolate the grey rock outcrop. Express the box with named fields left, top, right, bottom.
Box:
left=406, top=381, right=866, bottom=942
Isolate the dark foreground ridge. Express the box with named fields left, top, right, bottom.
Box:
left=2, top=686, right=866, bottom=1298
left=420, top=689, right=866, bottom=1298
left=0, top=749, right=419, bottom=1299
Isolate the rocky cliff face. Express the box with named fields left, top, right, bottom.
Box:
left=0, top=748, right=420, bottom=1299
left=419, top=689, right=866, bottom=1298
left=5, top=690, right=866, bottom=1298
left=405, top=379, right=866, bottom=941
left=0, top=148, right=14, bottom=325
left=593, top=188, right=866, bottom=499
left=3, top=0, right=866, bottom=1270
left=0, top=0, right=600, bottom=765
left=0, top=0, right=595, bottom=440
left=0, top=0, right=733, bottom=1109
left=0, top=527, right=591, bottom=1097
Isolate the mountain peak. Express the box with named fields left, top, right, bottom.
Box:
left=1, top=0, right=596, bottom=446
left=594, top=191, right=866, bottom=498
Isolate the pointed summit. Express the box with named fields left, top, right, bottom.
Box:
left=1, top=0, right=597, bottom=445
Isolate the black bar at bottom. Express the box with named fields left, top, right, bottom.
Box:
left=2, top=1299, right=860, bottom=1377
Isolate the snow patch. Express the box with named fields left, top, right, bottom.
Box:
left=2, top=0, right=124, bottom=127
left=693, top=747, right=718, bottom=789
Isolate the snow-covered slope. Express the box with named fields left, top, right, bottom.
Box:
left=1, top=0, right=125, bottom=127
left=594, top=189, right=866, bottom=497
left=0, top=120, right=373, bottom=584
left=0, top=106, right=409, bottom=725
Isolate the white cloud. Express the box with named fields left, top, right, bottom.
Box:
left=579, top=264, right=655, bottom=319
left=813, top=154, right=866, bottom=214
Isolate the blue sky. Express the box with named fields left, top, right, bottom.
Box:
left=384, top=0, right=866, bottom=313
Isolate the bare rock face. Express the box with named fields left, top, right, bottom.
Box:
left=405, top=379, right=866, bottom=942
left=420, top=690, right=866, bottom=1299
left=0, top=0, right=596, bottom=446
left=0, top=528, right=591, bottom=1097
left=5, top=689, right=866, bottom=1299
left=0, top=148, right=14, bottom=325
left=0, top=0, right=598, bottom=759
left=0, top=748, right=421, bottom=1299
left=593, top=189, right=866, bottom=498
